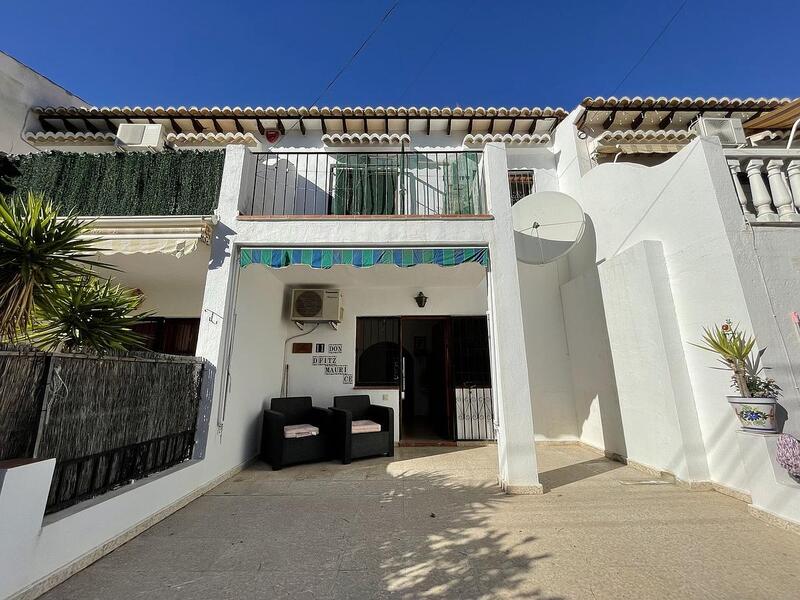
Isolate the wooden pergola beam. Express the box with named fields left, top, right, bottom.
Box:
left=61, top=117, right=79, bottom=133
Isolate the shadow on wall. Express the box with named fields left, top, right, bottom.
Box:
left=563, top=216, right=627, bottom=459
left=208, top=222, right=234, bottom=270
left=192, top=360, right=216, bottom=460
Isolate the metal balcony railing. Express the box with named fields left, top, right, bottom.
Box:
left=243, top=150, right=486, bottom=217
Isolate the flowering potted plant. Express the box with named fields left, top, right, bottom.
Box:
left=776, top=434, right=800, bottom=483
left=694, top=321, right=780, bottom=433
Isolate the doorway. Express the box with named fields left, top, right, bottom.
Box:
left=353, top=315, right=494, bottom=444
left=400, top=317, right=451, bottom=441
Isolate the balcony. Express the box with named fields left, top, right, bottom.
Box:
left=725, top=148, right=800, bottom=222
left=241, top=150, right=486, bottom=218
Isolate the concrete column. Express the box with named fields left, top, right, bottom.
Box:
left=483, top=142, right=542, bottom=493
left=0, top=458, right=55, bottom=600
left=194, top=145, right=250, bottom=459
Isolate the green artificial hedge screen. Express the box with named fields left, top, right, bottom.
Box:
left=11, top=150, right=225, bottom=216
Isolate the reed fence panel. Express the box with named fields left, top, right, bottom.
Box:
left=0, top=347, right=205, bottom=513
left=0, top=347, right=48, bottom=460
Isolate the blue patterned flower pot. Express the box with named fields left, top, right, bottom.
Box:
left=727, top=396, right=777, bottom=433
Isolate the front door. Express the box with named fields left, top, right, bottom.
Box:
left=400, top=317, right=452, bottom=441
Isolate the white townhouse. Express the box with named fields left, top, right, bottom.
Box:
left=3, top=52, right=800, bottom=596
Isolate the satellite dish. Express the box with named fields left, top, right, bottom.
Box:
left=512, top=191, right=585, bottom=265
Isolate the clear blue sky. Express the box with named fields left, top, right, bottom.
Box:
left=4, top=0, right=798, bottom=108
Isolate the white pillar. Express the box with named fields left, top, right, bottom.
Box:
left=766, top=159, right=799, bottom=222
left=787, top=160, right=800, bottom=214
left=483, top=142, right=542, bottom=494
left=744, top=159, right=778, bottom=222
left=194, top=145, right=250, bottom=460
left=727, top=159, right=754, bottom=220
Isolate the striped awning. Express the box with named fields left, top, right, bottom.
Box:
left=240, top=247, right=489, bottom=269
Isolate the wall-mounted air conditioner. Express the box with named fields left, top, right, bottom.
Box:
left=115, top=123, right=166, bottom=151
left=290, top=289, right=343, bottom=323
left=690, top=117, right=746, bottom=147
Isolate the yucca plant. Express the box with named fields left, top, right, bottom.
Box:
left=29, top=276, right=149, bottom=352
left=0, top=192, right=107, bottom=339
left=692, top=321, right=755, bottom=397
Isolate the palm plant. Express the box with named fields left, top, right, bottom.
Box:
left=692, top=322, right=756, bottom=397
left=0, top=192, right=106, bottom=339
left=29, top=276, right=149, bottom=352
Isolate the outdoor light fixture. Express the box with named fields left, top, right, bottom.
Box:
left=414, top=291, right=428, bottom=308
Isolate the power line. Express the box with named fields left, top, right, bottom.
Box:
left=308, top=0, right=401, bottom=108
left=611, top=0, right=688, bottom=95
left=398, top=1, right=474, bottom=102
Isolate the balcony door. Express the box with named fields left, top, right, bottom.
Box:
left=330, top=155, right=399, bottom=215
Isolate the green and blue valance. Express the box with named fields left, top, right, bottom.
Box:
left=240, top=247, right=489, bottom=269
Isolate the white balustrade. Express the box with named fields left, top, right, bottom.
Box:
left=788, top=160, right=800, bottom=214
left=766, top=160, right=800, bottom=222
left=727, top=153, right=800, bottom=223
left=744, top=159, right=779, bottom=222
left=727, top=160, right=754, bottom=220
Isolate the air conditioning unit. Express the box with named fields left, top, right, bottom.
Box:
left=115, top=123, right=166, bottom=151
left=291, top=289, right=343, bottom=323
left=690, top=117, right=746, bottom=147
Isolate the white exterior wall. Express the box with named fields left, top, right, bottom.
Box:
left=553, top=119, right=800, bottom=523
left=0, top=51, right=86, bottom=154
left=559, top=135, right=753, bottom=491
left=229, top=268, right=488, bottom=441
left=224, top=266, right=288, bottom=460
left=221, top=143, right=542, bottom=492
left=95, top=250, right=211, bottom=318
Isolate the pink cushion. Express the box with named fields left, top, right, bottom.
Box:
left=284, top=424, right=319, bottom=439
left=352, top=419, right=381, bottom=434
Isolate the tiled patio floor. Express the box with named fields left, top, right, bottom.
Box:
left=42, top=444, right=800, bottom=599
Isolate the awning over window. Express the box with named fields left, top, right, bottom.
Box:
left=79, top=216, right=216, bottom=257
left=240, top=247, right=489, bottom=269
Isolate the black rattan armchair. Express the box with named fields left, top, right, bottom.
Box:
left=261, top=397, right=331, bottom=470
left=330, top=395, right=394, bottom=464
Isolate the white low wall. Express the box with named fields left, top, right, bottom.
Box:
left=560, top=138, right=754, bottom=493
left=551, top=120, right=800, bottom=527
left=597, top=241, right=709, bottom=482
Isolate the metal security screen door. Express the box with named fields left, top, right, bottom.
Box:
left=451, top=316, right=495, bottom=441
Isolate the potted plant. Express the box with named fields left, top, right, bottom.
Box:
left=694, top=321, right=780, bottom=433
left=776, top=434, right=800, bottom=483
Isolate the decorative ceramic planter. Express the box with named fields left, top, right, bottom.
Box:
left=726, top=396, right=777, bottom=433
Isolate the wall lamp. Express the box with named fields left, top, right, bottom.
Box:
left=414, top=291, right=428, bottom=308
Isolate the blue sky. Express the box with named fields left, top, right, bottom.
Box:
left=4, top=0, right=798, bottom=108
